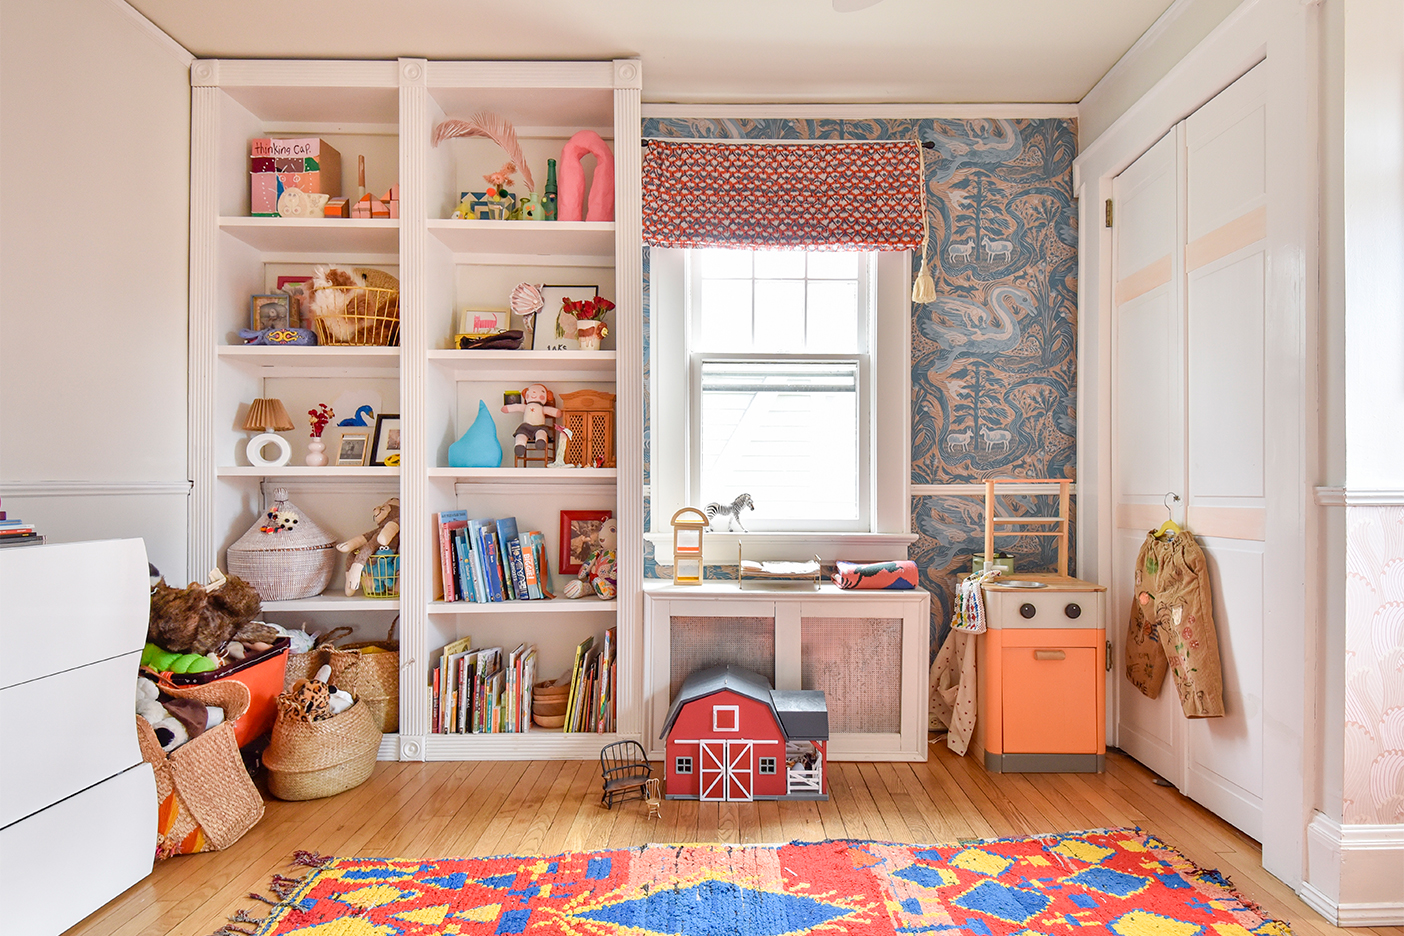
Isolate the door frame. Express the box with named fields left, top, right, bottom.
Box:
left=1073, top=0, right=1319, bottom=887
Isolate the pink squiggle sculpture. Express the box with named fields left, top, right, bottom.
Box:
left=558, top=130, right=614, bottom=222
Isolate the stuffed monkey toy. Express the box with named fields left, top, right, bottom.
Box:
left=336, top=497, right=400, bottom=595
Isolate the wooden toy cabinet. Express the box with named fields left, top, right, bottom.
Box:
left=973, top=574, right=1107, bottom=773
left=188, top=58, right=643, bottom=762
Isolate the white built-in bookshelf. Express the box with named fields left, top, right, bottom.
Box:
left=189, top=58, right=643, bottom=761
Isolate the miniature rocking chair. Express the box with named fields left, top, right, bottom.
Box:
left=599, top=740, right=652, bottom=809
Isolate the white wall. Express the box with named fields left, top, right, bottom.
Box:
left=0, top=0, right=192, bottom=580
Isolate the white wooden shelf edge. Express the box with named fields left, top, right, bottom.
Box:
left=428, top=597, right=617, bottom=614
left=426, top=218, right=615, bottom=257
left=218, top=216, right=399, bottom=253
left=218, top=466, right=401, bottom=478
left=261, top=594, right=401, bottom=612
left=429, top=467, right=617, bottom=481
left=424, top=731, right=634, bottom=761
left=220, top=346, right=400, bottom=368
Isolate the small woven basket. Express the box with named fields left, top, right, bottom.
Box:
left=328, top=618, right=400, bottom=732
left=313, top=286, right=400, bottom=346
left=227, top=488, right=337, bottom=600
left=264, top=696, right=380, bottom=801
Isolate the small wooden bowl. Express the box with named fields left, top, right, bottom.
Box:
left=532, top=698, right=568, bottom=717
left=533, top=713, right=566, bottom=729
left=534, top=681, right=570, bottom=700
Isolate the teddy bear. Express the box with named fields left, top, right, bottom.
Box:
left=563, top=517, right=617, bottom=600
left=148, top=568, right=278, bottom=656
left=336, top=497, right=400, bottom=595
left=136, top=676, right=225, bottom=753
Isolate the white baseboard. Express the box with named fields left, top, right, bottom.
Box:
left=1302, top=812, right=1404, bottom=926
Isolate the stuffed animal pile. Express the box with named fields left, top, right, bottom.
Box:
left=148, top=568, right=277, bottom=657
left=136, top=676, right=225, bottom=753
left=283, top=664, right=354, bottom=722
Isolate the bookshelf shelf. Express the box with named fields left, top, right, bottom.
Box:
left=427, top=350, right=616, bottom=382
left=219, top=216, right=399, bottom=254
left=428, top=598, right=617, bottom=615
left=424, top=730, right=630, bottom=761
left=426, top=219, right=614, bottom=257
left=219, top=346, right=400, bottom=370
left=428, top=467, right=617, bottom=482
left=263, top=593, right=401, bottom=612
left=217, top=466, right=401, bottom=478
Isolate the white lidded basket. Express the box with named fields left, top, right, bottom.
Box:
left=227, top=488, right=337, bottom=600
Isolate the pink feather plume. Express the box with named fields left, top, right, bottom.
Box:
left=432, top=111, right=534, bottom=192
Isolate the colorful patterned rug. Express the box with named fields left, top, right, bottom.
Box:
left=229, top=828, right=1291, bottom=936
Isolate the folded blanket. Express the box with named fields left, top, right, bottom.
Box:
left=831, top=560, right=918, bottom=589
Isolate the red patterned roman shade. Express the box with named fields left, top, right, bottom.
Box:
left=642, top=140, right=925, bottom=250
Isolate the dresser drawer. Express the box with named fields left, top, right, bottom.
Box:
left=0, top=650, right=145, bottom=827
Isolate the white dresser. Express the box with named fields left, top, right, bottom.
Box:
left=0, top=539, right=156, bottom=936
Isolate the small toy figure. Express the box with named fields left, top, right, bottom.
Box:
left=563, top=517, right=616, bottom=599
left=500, top=383, right=560, bottom=458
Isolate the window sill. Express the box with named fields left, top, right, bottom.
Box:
left=644, top=531, right=916, bottom=566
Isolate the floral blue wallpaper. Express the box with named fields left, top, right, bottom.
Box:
left=640, top=117, right=1079, bottom=648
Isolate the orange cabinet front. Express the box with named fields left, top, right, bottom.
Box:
left=1000, top=644, right=1098, bottom=753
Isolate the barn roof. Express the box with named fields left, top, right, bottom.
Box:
left=658, top=664, right=828, bottom=741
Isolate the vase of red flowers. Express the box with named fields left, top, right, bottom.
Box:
left=306, top=403, right=334, bottom=466
left=562, top=295, right=614, bottom=351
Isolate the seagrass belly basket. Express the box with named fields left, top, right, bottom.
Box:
left=227, top=488, right=337, bottom=600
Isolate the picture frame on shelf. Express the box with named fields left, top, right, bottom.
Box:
left=531, top=284, right=598, bottom=352
left=560, top=509, right=612, bottom=575
left=250, top=293, right=292, bottom=332
left=370, top=414, right=402, bottom=466
left=337, top=431, right=371, bottom=466
left=276, top=275, right=314, bottom=330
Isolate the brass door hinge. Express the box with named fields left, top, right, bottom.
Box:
left=1104, top=199, right=1114, bottom=228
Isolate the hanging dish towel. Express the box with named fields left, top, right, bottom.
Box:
left=1124, top=531, right=1225, bottom=717
left=929, top=629, right=978, bottom=755
left=949, top=566, right=1003, bottom=634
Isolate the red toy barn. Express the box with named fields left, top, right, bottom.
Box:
left=661, top=664, right=828, bottom=801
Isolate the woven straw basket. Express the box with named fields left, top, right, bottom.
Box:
left=264, top=697, right=380, bottom=801
left=227, top=488, right=337, bottom=600
left=136, top=678, right=265, bottom=858
left=328, top=618, right=400, bottom=733
left=283, top=626, right=353, bottom=690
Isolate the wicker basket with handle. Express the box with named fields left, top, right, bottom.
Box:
left=136, top=678, right=265, bottom=858
left=263, top=695, right=380, bottom=801
left=327, top=618, right=400, bottom=732
left=283, top=626, right=354, bottom=690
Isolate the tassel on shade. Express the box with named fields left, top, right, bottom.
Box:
left=243, top=398, right=294, bottom=432
left=911, top=136, right=937, bottom=304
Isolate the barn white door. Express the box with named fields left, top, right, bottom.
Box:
left=699, top=741, right=727, bottom=801
left=1111, top=62, right=1270, bottom=839
left=725, top=742, right=753, bottom=802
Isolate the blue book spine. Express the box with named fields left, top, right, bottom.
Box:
left=453, top=528, right=474, bottom=601
left=468, top=520, right=489, bottom=603
left=482, top=528, right=506, bottom=602
left=506, top=537, right=529, bottom=600
left=495, top=518, right=521, bottom=600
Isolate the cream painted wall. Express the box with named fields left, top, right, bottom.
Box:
left=1078, top=0, right=1244, bottom=147
left=0, top=0, right=191, bottom=580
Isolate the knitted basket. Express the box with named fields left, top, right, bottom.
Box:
left=136, top=678, right=265, bottom=859
left=263, top=697, right=380, bottom=801
left=227, top=488, right=337, bottom=600
left=328, top=619, right=400, bottom=732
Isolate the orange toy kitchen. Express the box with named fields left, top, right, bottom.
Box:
left=973, top=573, right=1107, bottom=773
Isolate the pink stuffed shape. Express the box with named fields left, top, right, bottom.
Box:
left=558, top=130, right=614, bottom=222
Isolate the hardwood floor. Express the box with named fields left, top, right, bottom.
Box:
left=66, top=744, right=1401, bottom=936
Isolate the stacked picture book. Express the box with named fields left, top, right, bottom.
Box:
left=435, top=511, right=553, bottom=603
left=432, top=638, right=538, bottom=734
left=563, top=627, right=617, bottom=733
left=0, top=513, right=44, bottom=549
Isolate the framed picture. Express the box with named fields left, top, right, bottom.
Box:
left=532, top=284, right=599, bottom=351
left=250, top=293, right=292, bottom=331
left=370, top=414, right=402, bottom=466
left=276, top=275, right=314, bottom=330
left=559, top=509, right=612, bottom=575
left=337, top=431, right=370, bottom=466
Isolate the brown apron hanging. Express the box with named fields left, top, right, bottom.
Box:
left=1124, top=531, right=1225, bottom=717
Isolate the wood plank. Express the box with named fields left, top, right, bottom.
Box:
left=858, top=763, right=912, bottom=842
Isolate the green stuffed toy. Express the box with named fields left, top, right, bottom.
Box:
left=141, top=642, right=217, bottom=675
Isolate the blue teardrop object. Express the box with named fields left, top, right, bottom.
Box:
left=447, top=399, right=502, bottom=468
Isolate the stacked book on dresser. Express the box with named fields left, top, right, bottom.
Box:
left=435, top=511, right=553, bottom=602
left=0, top=505, right=43, bottom=549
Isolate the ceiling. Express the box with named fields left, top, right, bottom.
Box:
left=127, top=0, right=1176, bottom=105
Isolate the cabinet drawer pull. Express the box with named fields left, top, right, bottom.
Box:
left=1033, top=649, right=1066, bottom=661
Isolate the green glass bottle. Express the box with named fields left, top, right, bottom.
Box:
left=544, top=158, right=558, bottom=221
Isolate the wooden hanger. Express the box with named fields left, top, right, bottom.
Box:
left=1155, top=492, right=1182, bottom=539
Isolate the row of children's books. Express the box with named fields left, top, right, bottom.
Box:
left=564, top=628, right=617, bottom=733
left=435, top=511, right=553, bottom=603
left=432, top=638, right=538, bottom=734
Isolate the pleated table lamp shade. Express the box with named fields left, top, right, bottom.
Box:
left=244, top=398, right=295, bottom=467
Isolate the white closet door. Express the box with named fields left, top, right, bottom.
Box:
left=1182, top=61, right=1268, bottom=839
left=1111, top=128, right=1185, bottom=786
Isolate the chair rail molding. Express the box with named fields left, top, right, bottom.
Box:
left=1314, top=486, right=1404, bottom=506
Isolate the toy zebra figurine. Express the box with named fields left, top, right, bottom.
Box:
left=705, top=493, right=755, bottom=532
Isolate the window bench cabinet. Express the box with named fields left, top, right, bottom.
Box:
left=0, top=539, right=157, bottom=936
left=643, top=582, right=930, bottom=761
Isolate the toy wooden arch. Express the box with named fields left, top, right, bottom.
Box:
left=670, top=507, right=708, bottom=585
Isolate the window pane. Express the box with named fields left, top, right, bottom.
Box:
left=754, top=249, right=806, bottom=278
left=698, top=279, right=753, bottom=351
left=699, top=361, right=859, bottom=524
left=698, top=248, right=751, bottom=278
left=805, top=281, right=859, bottom=352
left=753, top=280, right=805, bottom=352
left=807, top=251, right=859, bottom=279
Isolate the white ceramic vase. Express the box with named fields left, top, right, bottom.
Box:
left=306, top=437, right=328, bottom=467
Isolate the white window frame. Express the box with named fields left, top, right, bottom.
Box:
left=647, top=248, right=914, bottom=564
left=712, top=704, right=740, bottom=732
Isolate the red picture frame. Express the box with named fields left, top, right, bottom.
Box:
left=559, top=509, right=612, bottom=575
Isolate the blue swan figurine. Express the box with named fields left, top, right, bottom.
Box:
left=338, top=405, right=375, bottom=427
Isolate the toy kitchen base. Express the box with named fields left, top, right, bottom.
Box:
left=973, top=573, right=1107, bottom=773
left=661, top=665, right=829, bottom=802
